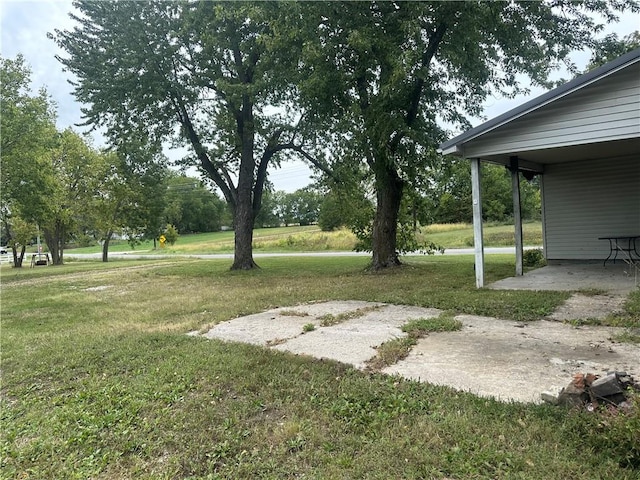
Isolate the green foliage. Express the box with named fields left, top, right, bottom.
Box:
left=0, top=54, right=57, bottom=262
left=352, top=214, right=442, bottom=256
left=51, top=1, right=320, bottom=269
left=163, top=174, right=228, bottom=233
left=425, top=159, right=541, bottom=225
left=523, top=248, right=547, bottom=268
left=297, top=1, right=632, bottom=267
left=258, top=188, right=323, bottom=228
left=319, top=181, right=375, bottom=234
left=302, top=323, right=315, bottom=333
left=284, top=188, right=323, bottom=226
left=254, top=190, right=284, bottom=228
left=164, top=224, right=179, bottom=246
left=37, top=129, right=106, bottom=264
left=318, top=193, right=345, bottom=231
left=92, top=140, right=169, bottom=261
left=586, top=31, right=640, bottom=71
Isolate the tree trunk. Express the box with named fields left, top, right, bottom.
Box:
left=11, top=246, right=25, bottom=268
left=102, top=232, right=112, bottom=262
left=43, top=221, right=65, bottom=265
left=232, top=199, right=258, bottom=270
left=371, top=163, right=404, bottom=270
left=231, top=95, right=258, bottom=270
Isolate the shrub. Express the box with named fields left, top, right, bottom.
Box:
left=164, top=224, right=179, bottom=246
left=523, top=248, right=546, bottom=267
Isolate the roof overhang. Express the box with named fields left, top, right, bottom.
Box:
left=439, top=48, right=640, bottom=159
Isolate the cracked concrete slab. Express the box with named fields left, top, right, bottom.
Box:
left=383, top=314, right=639, bottom=403
left=273, top=304, right=441, bottom=369
left=197, top=301, right=639, bottom=404
left=547, top=293, right=627, bottom=321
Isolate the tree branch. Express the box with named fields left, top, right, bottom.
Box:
left=170, top=95, right=236, bottom=206
left=389, top=21, right=448, bottom=151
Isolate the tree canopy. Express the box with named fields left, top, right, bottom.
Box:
left=0, top=55, right=57, bottom=266
left=52, top=0, right=319, bottom=269
left=295, top=0, right=639, bottom=268
left=163, top=173, right=229, bottom=234
left=52, top=1, right=639, bottom=270
left=92, top=141, right=169, bottom=262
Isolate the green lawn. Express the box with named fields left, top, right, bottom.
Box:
left=66, top=225, right=326, bottom=254
left=422, top=221, right=544, bottom=248
left=2, top=256, right=638, bottom=479
left=63, top=222, right=542, bottom=256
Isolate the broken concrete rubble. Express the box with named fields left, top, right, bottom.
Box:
left=542, top=372, right=640, bottom=410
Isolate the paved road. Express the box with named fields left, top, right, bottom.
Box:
left=66, top=247, right=537, bottom=261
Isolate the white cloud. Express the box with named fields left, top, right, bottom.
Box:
left=1, top=0, right=83, bottom=131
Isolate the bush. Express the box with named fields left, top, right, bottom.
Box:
left=523, top=248, right=546, bottom=267
left=164, top=224, right=179, bottom=246
left=75, top=234, right=96, bottom=248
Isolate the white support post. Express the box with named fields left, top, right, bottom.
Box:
left=471, top=158, right=484, bottom=288
left=510, top=157, right=523, bottom=276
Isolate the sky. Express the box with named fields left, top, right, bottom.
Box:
left=2, top=1, right=639, bottom=192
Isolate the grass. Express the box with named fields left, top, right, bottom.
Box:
left=318, top=305, right=382, bottom=327
left=368, top=313, right=463, bottom=371
left=421, top=221, right=543, bottom=248
left=59, top=222, right=543, bottom=256
left=2, top=255, right=639, bottom=478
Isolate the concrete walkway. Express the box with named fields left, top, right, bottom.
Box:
left=490, top=263, right=638, bottom=321
left=193, top=300, right=639, bottom=404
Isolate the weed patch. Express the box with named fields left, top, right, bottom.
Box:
left=367, top=313, right=462, bottom=371
left=319, top=305, right=382, bottom=327
left=279, top=309, right=309, bottom=317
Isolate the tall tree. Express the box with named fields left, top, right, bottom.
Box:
left=52, top=0, right=315, bottom=270
left=38, top=129, right=102, bottom=265
left=297, top=1, right=638, bottom=269
left=0, top=55, right=57, bottom=267
left=93, top=142, right=168, bottom=262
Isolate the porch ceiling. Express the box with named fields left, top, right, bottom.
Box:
left=472, top=137, right=640, bottom=170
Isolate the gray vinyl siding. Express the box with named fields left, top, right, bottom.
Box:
left=542, top=156, right=640, bottom=261
left=462, top=62, right=640, bottom=158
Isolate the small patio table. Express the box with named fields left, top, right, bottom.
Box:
left=598, top=235, right=640, bottom=266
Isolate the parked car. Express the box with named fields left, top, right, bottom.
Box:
left=0, top=246, right=8, bottom=254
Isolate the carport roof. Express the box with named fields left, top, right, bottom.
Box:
left=439, top=47, right=640, bottom=156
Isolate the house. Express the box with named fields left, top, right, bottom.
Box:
left=439, top=48, right=640, bottom=287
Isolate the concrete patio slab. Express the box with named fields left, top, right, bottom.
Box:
left=273, top=305, right=441, bottom=369
left=488, top=263, right=638, bottom=294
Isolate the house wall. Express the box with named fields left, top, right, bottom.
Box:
left=542, top=155, right=640, bottom=261
left=462, top=62, right=640, bottom=158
